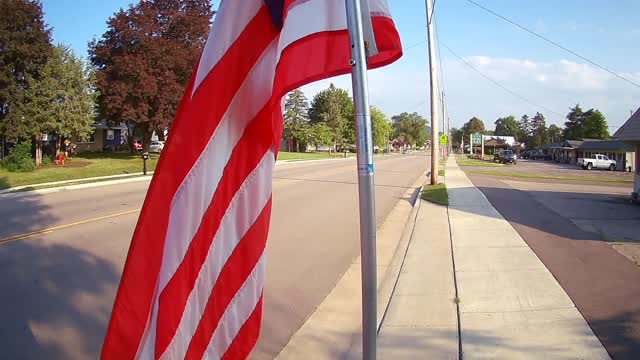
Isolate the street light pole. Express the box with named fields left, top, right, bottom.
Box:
left=426, top=0, right=439, bottom=184
left=345, top=0, right=377, bottom=358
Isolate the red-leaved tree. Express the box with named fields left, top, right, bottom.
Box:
left=90, top=0, right=213, bottom=152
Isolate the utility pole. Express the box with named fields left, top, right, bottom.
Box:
left=426, top=0, right=439, bottom=185
left=441, top=91, right=447, bottom=159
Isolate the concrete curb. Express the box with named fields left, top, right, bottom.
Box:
left=0, top=157, right=356, bottom=199
left=376, top=188, right=423, bottom=331
left=276, top=170, right=427, bottom=359
left=0, top=172, right=154, bottom=195
left=0, top=175, right=153, bottom=199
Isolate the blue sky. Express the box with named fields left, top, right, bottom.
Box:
left=41, top=0, right=640, bottom=131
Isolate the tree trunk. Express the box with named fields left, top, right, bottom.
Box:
left=126, top=121, right=137, bottom=154
left=142, top=125, right=153, bottom=153
left=55, top=136, right=62, bottom=157
left=155, top=127, right=166, bottom=141
left=35, top=136, right=43, bottom=166
left=296, top=140, right=301, bottom=153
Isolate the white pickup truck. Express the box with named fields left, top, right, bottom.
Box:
left=577, top=154, right=617, bottom=170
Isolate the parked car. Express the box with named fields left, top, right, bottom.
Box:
left=499, top=150, right=517, bottom=164
left=149, top=140, right=165, bottom=153
left=577, top=154, right=616, bottom=170
left=132, top=140, right=143, bottom=152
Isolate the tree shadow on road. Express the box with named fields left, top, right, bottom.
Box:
left=0, top=194, right=120, bottom=360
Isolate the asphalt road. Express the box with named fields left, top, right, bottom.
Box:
left=0, top=153, right=428, bottom=360
left=469, top=173, right=640, bottom=360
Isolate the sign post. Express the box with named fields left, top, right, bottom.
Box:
left=439, top=134, right=448, bottom=146
left=345, top=1, right=377, bottom=358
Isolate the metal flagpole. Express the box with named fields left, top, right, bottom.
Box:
left=426, top=0, right=439, bottom=185
left=345, top=0, right=377, bottom=358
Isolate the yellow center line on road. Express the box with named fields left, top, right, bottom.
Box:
left=0, top=208, right=141, bottom=245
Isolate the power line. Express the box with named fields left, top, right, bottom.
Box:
left=428, top=0, right=437, bottom=25
left=439, top=41, right=565, bottom=118
left=403, top=40, right=427, bottom=52
left=434, top=17, right=446, bottom=96
left=463, top=0, right=640, bottom=89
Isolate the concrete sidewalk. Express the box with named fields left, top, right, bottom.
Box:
left=378, top=197, right=459, bottom=359
left=446, top=156, right=610, bottom=359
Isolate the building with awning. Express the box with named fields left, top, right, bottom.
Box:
left=613, top=107, right=640, bottom=200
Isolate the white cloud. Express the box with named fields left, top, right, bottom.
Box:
left=442, top=56, right=639, bottom=128
left=296, top=55, right=639, bottom=132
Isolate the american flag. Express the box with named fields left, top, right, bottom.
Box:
left=101, top=0, right=401, bottom=359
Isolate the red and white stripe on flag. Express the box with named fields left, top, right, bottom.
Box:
left=101, top=0, right=401, bottom=359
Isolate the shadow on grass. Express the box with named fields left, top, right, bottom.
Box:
left=0, top=192, right=120, bottom=360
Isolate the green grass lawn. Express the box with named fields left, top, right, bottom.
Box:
left=455, top=155, right=505, bottom=167
left=0, top=151, right=352, bottom=190
left=0, top=152, right=159, bottom=190
left=421, top=183, right=449, bottom=206
left=465, top=169, right=634, bottom=184
left=276, top=151, right=352, bottom=161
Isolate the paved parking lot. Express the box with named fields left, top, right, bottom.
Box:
left=512, top=159, right=635, bottom=180
left=459, top=156, right=640, bottom=359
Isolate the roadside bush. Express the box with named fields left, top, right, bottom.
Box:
left=41, top=154, right=52, bottom=166
left=2, top=142, right=35, bottom=172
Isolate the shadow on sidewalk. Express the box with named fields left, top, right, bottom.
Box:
left=447, top=181, right=639, bottom=244
left=456, top=175, right=640, bottom=360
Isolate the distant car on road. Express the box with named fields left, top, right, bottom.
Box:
left=499, top=150, right=517, bottom=164
left=149, top=141, right=165, bottom=153
left=578, top=154, right=616, bottom=171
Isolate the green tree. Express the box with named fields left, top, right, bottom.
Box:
left=461, top=117, right=486, bottom=136
left=309, top=83, right=353, bottom=152
left=283, top=88, right=309, bottom=152
left=10, top=45, right=95, bottom=165
left=582, top=109, right=609, bottom=139
left=306, top=123, right=333, bottom=151
left=529, top=112, right=547, bottom=148
left=391, top=112, right=427, bottom=148
left=90, top=0, right=213, bottom=152
left=563, top=104, right=585, bottom=140
left=494, top=116, right=519, bottom=137
left=546, top=124, right=561, bottom=143
left=0, top=0, right=52, bottom=157
left=451, top=127, right=464, bottom=149
left=517, top=114, right=532, bottom=144
left=371, top=107, right=392, bottom=150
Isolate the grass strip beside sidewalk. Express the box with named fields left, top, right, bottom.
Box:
left=466, top=169, right=634, bottom=184
left=456, top=155, right=505, bottom=167
left=421, top=183, right=449, bottom=206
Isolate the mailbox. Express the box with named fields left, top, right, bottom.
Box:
left=142, top=152, right=150, bottom=175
